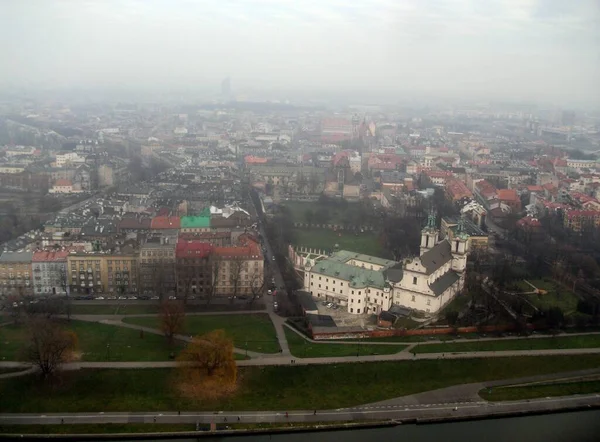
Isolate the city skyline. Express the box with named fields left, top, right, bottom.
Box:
left=0, top=0, right=599, bottom=108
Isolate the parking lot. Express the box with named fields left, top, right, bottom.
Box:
left=314, top=297, right=377, bottom=328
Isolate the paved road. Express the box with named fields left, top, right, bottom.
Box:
left=1, top=394, right=599, bottom=426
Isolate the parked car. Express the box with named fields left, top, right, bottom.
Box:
left=127, top=296, right=137, bottom=300
left=267, top=289, right=272, bottom=295
left=118, top=296, right=126, bottom=300
left=326, top=302, right=333, bottom=308
left=321, top=300, right=328, bottom=306
left=168, top=296, right=176, bottom=300
left=150, top=296, right=159, bottom=300
left=96, top=296, right=105, bottom=300
left=273, top=302, right=278, bottom=311
left=272, top=256, right=276, bottom=261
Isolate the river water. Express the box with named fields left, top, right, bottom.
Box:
left=138, top=410, right=600, bottom=442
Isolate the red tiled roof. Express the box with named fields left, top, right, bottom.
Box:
left=214, top=238, right=261, bottom=259
left=151, top=216, right=180, bottom=229
left=54, top=179, right=72, bottom=187
left=516, top=216, right=542, bottom=228
left=32, top=250, right=70, bottom=262
left=175, top=240, right=212, bottom=258
left=497, top=189, right=519, bottom=202
left=526, top=185, right=544, bottom=192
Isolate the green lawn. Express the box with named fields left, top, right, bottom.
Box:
left=292, top=228, right=386, bottom=257
left=516, top=278, right=580, bottom=313
left=480, top=380, right=600, bottom=402
left=3, top=355, right=600, bottom=412
left=124, top=314, right=280, bottom=354
left=283, top=201, right=364, bottom=226
left=284, top=327, right=407, bottom=358
left=0, top=424, right=197, bottom=434
left=0, top=320, right=183, bottom=362
left=412, top=333, right=600, bottom=354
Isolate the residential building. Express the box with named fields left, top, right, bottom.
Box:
left=139, top=238, right=176, bottom=297
left=175, top=240, right=213, bottom=297
left=32, top=250, right=69, bottom=296
left=67, top=251, right=139, bottom=296
left=0, top=251, right=33, bottom=296
left=213, top=236, right=264, bottom=296
left=563, top=210, right=600, bottom=232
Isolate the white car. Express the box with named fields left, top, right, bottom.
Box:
left=272, top=256, right=276, bottom=261
left=150, top=296, right=159, bottom=300
left=267, top=289, right=272, bottom=295
left=96, top=296, right=105, bottom=300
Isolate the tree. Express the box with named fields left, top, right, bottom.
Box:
left=176, top=330, right=237, bottom=400
left=445, top=310, right=459, bottom=326
left=24, top=318, right=78, bottom=378
left=204, top=254, right=222, bottom=306
left=248, top=269, right=265, bottom=306
left=546, top=307, right=565, bottom=329
left=160, top=300, right=185, bottom=345
left=229, top=258, right=244, bottom=300
left=296, top=173, right=308, bottom=194
left=308, top=173, right=320, bottom=194
left=314, top=207, right=330, bottom=225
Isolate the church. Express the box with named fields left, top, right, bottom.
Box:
left=300, top=214, right=470, bottom=315
left=388, top=214, right=469, bottom=314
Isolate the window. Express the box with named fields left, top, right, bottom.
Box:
left=427, top=299, right=431, bottom=306
left=351, top=290, right=354, bottom=295
left=358, top=299, right=361, bottom=304
left=413, top=277, right=417, bottom=285
left=319, top=276, right=321, bottom=280
left=319, top=284, right=321, bottom=288
left=350, top=308, right=353, bottom=313
left=357, top=309, right=360, bottom=314
left=411, top=295, right=415, bottom=302
left=340, top=283, right=343, bottom=286
left=326, top=278, right=329, bottom=282
left=311, top=282, right=313, bottom=286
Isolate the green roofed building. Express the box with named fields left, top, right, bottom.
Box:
left=180, top=215, right=211, bottom=232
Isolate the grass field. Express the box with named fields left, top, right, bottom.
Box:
left=284, top=327, right=407, bottom=358
left=0, top=424, right=197, bottom=434
left=516, top=278, right=580, bottom=313
left=3, top=356, right=600, bottom=412
left=292, top=228, right=386, bottom=257
left=412, top=333, right=600, bottom=354
left=124, top=314, right=280, bottom=353
left=282, top=201, right=363, bottom=226
left=0, top=320, right=183, bottom=362
left=480, top=380, right=600, bottom=402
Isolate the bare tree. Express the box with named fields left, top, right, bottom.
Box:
left=205, top=254, right=222, bottom=306
left=24, top=318, right=78, bottom=378
left=229, top=258, right=244, bottom=300
left=248, top=269, right=265, bottom=306
left=159, top=300, right=185, bottom=345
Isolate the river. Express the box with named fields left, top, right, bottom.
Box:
left=146, top=410, right=600, bottom=442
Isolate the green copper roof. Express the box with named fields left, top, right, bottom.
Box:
left=180, top=215, right=211, bottom=228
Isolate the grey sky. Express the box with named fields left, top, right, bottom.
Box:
left=1, top=0, right=599, bottom=106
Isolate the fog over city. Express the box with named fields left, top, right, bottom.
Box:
left=1, top=0, right=599, bottom=106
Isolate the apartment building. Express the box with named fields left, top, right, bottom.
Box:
left=67, top=251, right=139, bottom=296
left=139, top=239, right=176, bottom=297
left=175, top=240, right=213, bottom=297
left=213, top=236, right=264, bottom=297
left=32, top=250, right=69, bottom=296
left=0, top=251, right=33, bottom=296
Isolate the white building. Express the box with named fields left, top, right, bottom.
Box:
left=55, top=152, right=86, bottom=168
left=302, top=215, right=470, bottom=315
left=49, top=179, right=75, bottom=194
left=32, top=250, right=69, bottom=295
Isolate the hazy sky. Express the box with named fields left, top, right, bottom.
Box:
left=1, top=0, right=599, bottom=106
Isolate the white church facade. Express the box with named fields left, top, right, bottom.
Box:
left=301, top=214, right=470, bottom=315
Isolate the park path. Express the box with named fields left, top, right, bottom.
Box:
left=4, top=346, right=600, bottom=375
left=69, top=315, right=267, bottom=359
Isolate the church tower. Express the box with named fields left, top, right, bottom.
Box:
left=451, top=215, right=470, bottom=273
left=420, top=212, right=439, bottom=255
